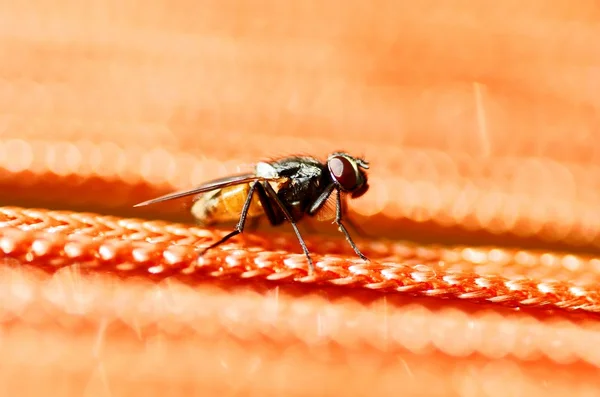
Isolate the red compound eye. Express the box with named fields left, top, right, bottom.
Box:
left=328, top=155, right=358, bottom=191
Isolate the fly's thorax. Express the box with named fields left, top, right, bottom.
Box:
left=255, top=161, right=289, bottom=192
left=190, top=184, right=263, bottom=225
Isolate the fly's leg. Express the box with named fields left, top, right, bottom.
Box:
left=334, top=188, right=369, bottom=261
left=260, top=182, right=315, bottom=274
left=197, top=181, right=259, bottom=256
left=336, top=194, right=370, bottom=239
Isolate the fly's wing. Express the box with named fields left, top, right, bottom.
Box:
left=134, top=173, right=283, bottom=207
left=314, top=192, right=338, bottom=221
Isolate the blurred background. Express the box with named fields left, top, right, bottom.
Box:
left=3, top=1, right=600, bottom=249
left=1, top=1, right=600, bottom=396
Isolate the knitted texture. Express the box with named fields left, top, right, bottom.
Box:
left=2, top=207, right=600, bottom=313
left=1, top=1, right=600, bottom=396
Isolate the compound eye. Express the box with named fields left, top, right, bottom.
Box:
left=328, top=155, right=358, bottom=191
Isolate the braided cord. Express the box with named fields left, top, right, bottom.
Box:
left=2, top=206, right=600, bottom=314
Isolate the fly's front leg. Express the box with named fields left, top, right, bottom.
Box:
left=336, top=194, right=370, bottom=239
left=197, top=181, right=259, bottom=255
left=334, top=188, right=368, bottom=261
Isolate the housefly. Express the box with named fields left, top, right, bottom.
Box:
left=134, top=152, right=370, bottom=272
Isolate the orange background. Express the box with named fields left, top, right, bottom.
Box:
left=1, top=1, right=600, bottom=396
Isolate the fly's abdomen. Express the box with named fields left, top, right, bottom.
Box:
left=191, top=183, right=263, bottom=225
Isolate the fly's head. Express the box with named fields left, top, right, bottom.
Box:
left=327, top=152, right=370, bottom=198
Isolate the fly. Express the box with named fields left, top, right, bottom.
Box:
left=134, top=152, right=370, bottom=273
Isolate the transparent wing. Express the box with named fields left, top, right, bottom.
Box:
left=314, top=192, right=338, bottom=221
left=134, top=173, right=284, bottom=207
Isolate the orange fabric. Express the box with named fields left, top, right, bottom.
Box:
left=1, top=1, right=600, bottom=396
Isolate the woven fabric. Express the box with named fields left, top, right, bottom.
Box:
left=1, top=1, right=600, bottom=396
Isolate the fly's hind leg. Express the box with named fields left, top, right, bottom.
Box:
left=196, top=181, right=259, bottom=256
